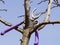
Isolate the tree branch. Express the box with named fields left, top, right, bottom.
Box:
left=0, top=0, right=5, bottom=4
left=38, top=0, right=48, bottom=4
left=34, top=20, right=60, bottom=31
left=0, top=17, right=24, bottom=34
left=0, top=16, right=12, bottom=26
left=45, top=0, right=53, bottom=21
left=38, top=0, right=53, bottom=30
left=0, top=9, right=7, bottom=12
left=53, top=2, right=60, bottom=7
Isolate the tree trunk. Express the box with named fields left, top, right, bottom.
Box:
left=21, top=29, right=30, bottom=45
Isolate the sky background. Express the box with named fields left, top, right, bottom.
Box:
left=0, top=0, right=60, bottom=45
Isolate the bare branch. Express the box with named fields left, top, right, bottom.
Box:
left=0, top=17, right=24, bottom=33
left=30, top=1, right=33, bottom=4
left=39, top=0, right=53, bottom=30
left=40, top=20, right=60, bottom=25
left=51, top=5, right=57, bottom=9
left=35, top=20, right=60, bottom=30
left=15, top=27, right=24, bottom=33
left=0, top=9, right=7, bottom=12
left=54, top=0, right=58, bottom=4
left=45, top=0, right=53, bottom=21
left=53, top=2, right=60, bottom=7
left=0, top=0, right=5, bottom=4
left=38, top=0, right=48, bottom=4
left=0, top=16, right=12, bottom=26
left=18, top=15, right=25, bottom=18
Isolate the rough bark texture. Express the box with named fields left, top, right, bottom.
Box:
left=24, top=0, right=30, bottom=28
left=21, top=29, right=30, bottom=45
left=22, top=0, right=31, bottom=45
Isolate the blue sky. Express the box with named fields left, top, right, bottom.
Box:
left=0, top=0, right=60, bottom=45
